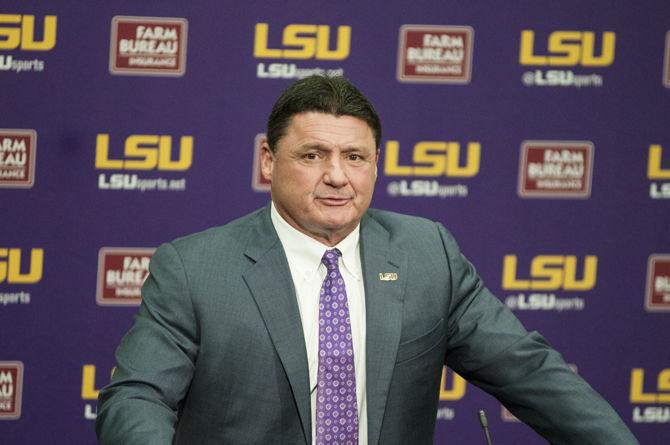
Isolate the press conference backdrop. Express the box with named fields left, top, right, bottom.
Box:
left=1, top=1, right=668, bottom=443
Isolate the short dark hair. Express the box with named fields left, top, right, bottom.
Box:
left=266, top=75, right=381, bottom=152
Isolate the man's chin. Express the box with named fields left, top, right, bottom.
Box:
left=320, top=216, right=361, bottom=235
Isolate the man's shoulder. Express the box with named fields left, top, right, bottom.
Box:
left=363, top=208, right=460, bottom=264
left=166, top=207, right=269, bottom=254
left=364, top=208, right=453, bottom=247
left=365, top=208, right=441, bottom=233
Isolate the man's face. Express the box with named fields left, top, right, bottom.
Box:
left=261, top=112, right=379, bottom=246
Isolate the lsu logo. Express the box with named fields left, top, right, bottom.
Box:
left=0, top=14, right=57, bottom=51
left=519, top=30, right=615, bottom=66
left=630, top=368, right=670, bottom=403
left=439, top=367, right=466, bottom=401
left=251, top=133, right=270, bottom=192
left=384, top=141, right=480, bottom=177
left=648, top=144, right=670, bottom=180
left=646, top=255, right=670, bottom=312
left=630, top=368, right=670, bottom=423
left=96, top=247, right=154, bottom=306
left=0, top=248, right=43, bottom=284
left=95, top=134, right=193, bottom=171
left=502, top=255, right=597, bottom=291
left=81, top=364, right=115, bottom=419
left=253, top=23, right=351, bottom=60
left=0, top=129, right=36, bottom=188
left=81, top=364, right=114, bottom=401
left=648, top=144, right=670, bottom=199
left=0, top=361, right=23, bottom=420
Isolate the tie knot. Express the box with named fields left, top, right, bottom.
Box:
left=321, top=248, right=341, bottom=269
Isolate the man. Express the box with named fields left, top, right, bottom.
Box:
left=96, top=75, right=637, bottom=444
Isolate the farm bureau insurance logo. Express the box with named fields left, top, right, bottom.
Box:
left=0, top=361, right=23, bottom=420
left=0, top=248, right=43, bottom=306
left=383, top=140, right=480, bottom=198
left=96, top=247, right=154, bottom=306
left=252, top=133, right=270, bottom=192
left=109, top=16, right=187, bottom=76
left=629, top=367, right=670, bottom=423
left=518, top=140, right=594, bottom=198
left=519, top=30, right=615, bottom=88
left=253, top=22, right=349, bottom=79
left=397, top=25, right=473, bottom=83
left=648, top=144, right=670, bottom=199
left=95, top=133, right=192, bottom=191
left=502, top=254, right=597, bottom=311
left=0, top=129, right=36, bottom=188
left=646, top=255, right=670, bottom=312
left=0, top=14, right=56, bottom=73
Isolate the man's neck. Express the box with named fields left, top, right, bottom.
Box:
left=271, top=202, right=359, bottom=247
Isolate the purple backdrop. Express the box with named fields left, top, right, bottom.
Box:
left=1, top=1, right=668, bottom=443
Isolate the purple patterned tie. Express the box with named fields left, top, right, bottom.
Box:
left=316, top=248, right=359, bottom=445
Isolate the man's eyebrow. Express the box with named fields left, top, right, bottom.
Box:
left=298, top=143, right=373, bottom=153
left=340, top=146, right=369, bottom=152
left=299, top=143, right=328, bottom=151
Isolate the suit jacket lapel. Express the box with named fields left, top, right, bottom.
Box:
left=360, top=213, right=407, bottom=445
left=241, top=207, right=312, bottom=444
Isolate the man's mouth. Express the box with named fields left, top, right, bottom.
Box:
left=316, top=196, right=352, bottom=206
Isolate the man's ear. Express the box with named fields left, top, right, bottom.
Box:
left=260, top=139, right=274, bottom=182
left=374, top=148, right=380, bottom=178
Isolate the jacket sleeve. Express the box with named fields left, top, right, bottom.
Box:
left=437, top=223, right=638, bottom=445
left=96, top=242, right=199, bottom=445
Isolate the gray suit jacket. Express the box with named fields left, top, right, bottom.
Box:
left=96, top=206, right=637, bottom=444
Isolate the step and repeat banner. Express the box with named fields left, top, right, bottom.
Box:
left=1, top=1, right=668, bottom=443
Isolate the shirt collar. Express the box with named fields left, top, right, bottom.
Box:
left=270, top=202, right=362, bottom=282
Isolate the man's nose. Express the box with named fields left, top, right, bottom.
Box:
left=323, top=158, right=348, bottom=187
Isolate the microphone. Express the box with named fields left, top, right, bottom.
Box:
left=478, top=409, right=493, bottom=445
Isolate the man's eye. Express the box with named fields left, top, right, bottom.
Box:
left=348, top=154, right=362, bottom=161
left=304, top=153, right=318, bottom=160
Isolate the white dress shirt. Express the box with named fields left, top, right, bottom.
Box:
left=271, top=202, right=368, bottom=444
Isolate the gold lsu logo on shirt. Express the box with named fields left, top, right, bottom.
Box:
left=254, top=23, right=351, bottom=60
left=519, top=30, right=615, bottom=67
left=0, top=14, right=57, bottom=51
